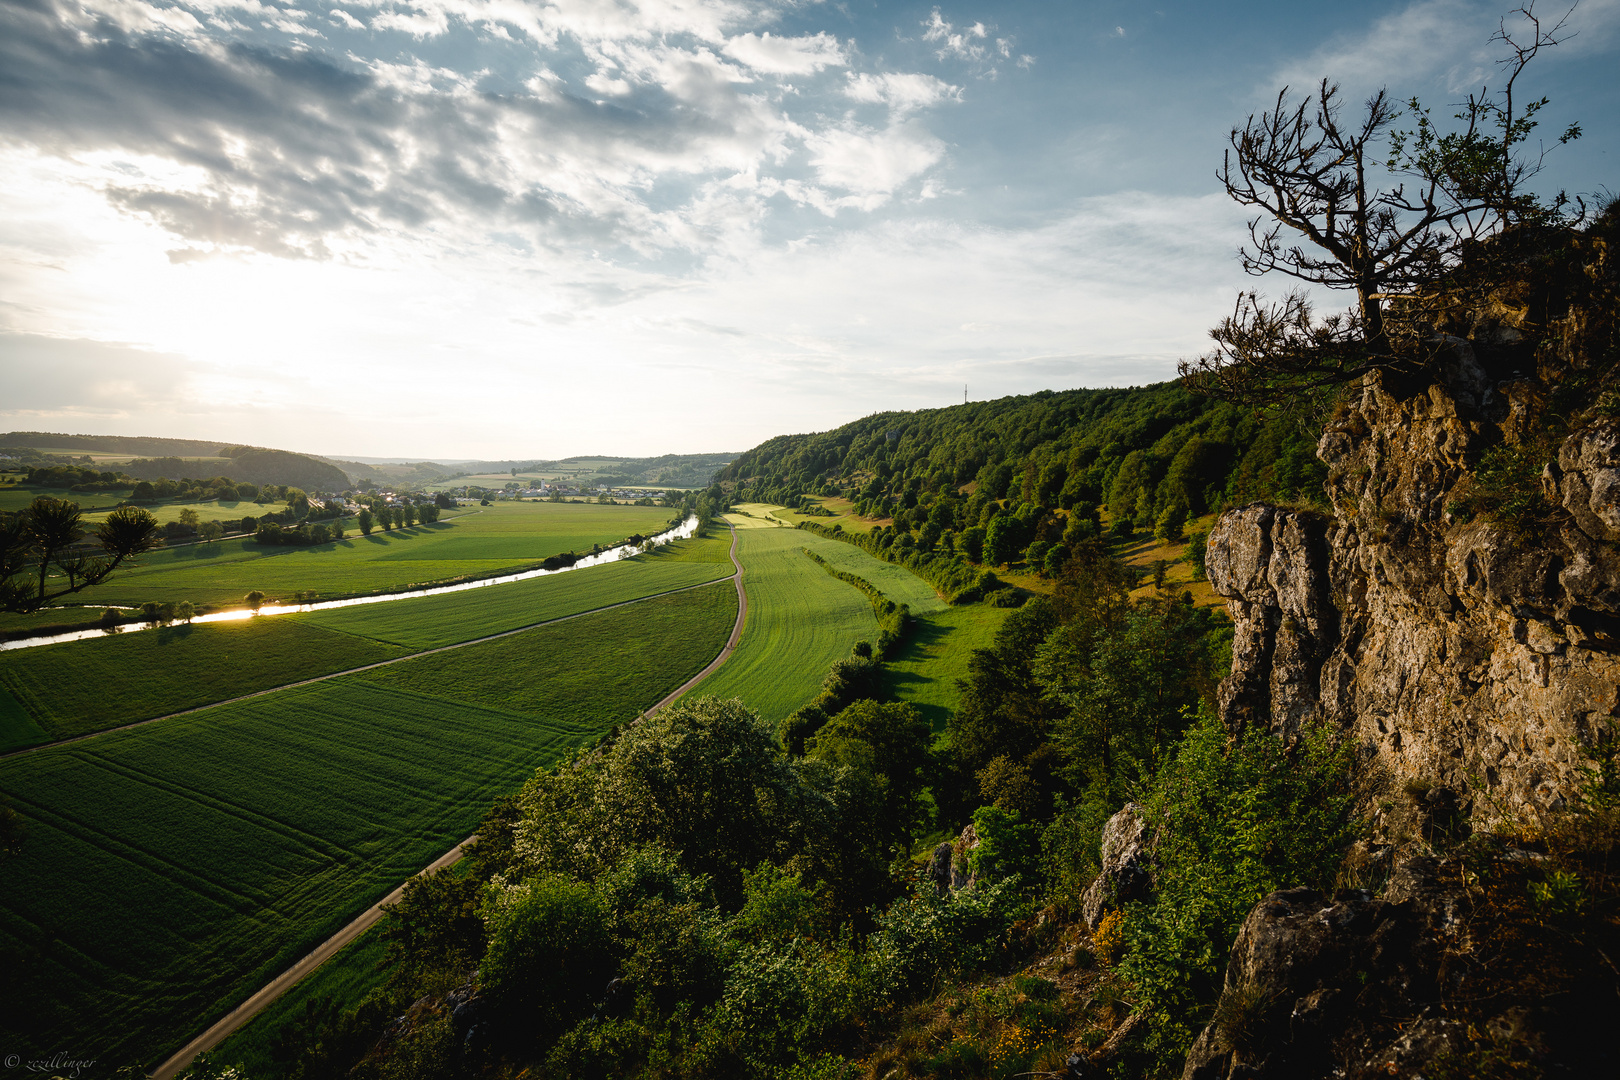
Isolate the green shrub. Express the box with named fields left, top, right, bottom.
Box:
left=480, top=876, right=614, bottom=1048
left=1118, top=710, right=1361, bottom=1071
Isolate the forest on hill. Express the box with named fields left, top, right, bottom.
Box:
left=720, top=382, right=1326, bottom=532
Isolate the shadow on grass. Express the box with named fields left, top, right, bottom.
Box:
left=881, top=616, right=959, bottom=734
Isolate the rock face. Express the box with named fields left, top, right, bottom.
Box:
left=1206, top=331, right=1620, bottom=825
left=1080, top=803, right=1152, bottom=929
left=1180, top=853, right=1466, bottom=1080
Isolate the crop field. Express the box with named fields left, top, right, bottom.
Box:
left=0, top=583, right=736, bottom=1065
left=64, top=501, right=675, bottom=608
left=883, top=605, right=1010, bottom=733
left=358, top=585, right=735, bottom=722
left=0, top=620, right=408, bottom=751
left=686, top=523, right=877, bottom=723
left=0, top=535, right=732, bottom=750
left=81, top=499, right=266, bottom=526
left=305, top=533, right=733, bottom=649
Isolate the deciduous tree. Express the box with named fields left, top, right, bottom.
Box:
left=0, top=498, right=161, bottom=613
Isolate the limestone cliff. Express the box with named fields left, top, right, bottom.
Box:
left=1205, top=219, right=1620, bottom=828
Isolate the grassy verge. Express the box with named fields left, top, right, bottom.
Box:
left=212, top=925, right=393, bottom=1077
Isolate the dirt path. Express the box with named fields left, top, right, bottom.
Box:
left=643, top=522, right=745, bottom=717
left=150, top=525, right=746, bottom=1079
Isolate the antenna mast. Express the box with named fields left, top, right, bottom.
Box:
left=963, top=384, right=967, bottom=405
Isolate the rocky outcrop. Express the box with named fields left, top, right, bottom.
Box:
left=1207, top=336, right=1620, bottom=824
left=1181, top=852, right=1467, bottom=1080
left=1080, top=803, right=1153, bottom=929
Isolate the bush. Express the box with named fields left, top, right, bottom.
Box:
left=481, top=876, right=614, bottom=1048
left=1118, top=710, right=1361, bottom=1071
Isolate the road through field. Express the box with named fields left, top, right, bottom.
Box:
left=150, top=524, right=745, bottom=1080
left=644, top=523, right=744, bottom=717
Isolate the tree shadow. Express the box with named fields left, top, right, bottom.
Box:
left=153, top=622, right=197, bottom=644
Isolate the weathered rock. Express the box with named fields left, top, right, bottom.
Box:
left=1181, top=853, right=1464, bottom=1080
left=951, top=823, right=979, bottom=891
left=1081, top=803, right=1153, bottom=930
left=1206, top=350, right=1620, bottom=824
left=925, top=841, right=954, bottom=894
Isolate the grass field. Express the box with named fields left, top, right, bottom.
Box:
left=0, top=606, right=118, bottom=637
left=214, top=925, right=393, bottom=1076
left=688, top=521, right=877, bottom=723
left=0, top=485, right=128, bottom=513
left=63, top=501, right=675, bottom=608
left=0, top=620, right=408, bottom=751
left=0, top=535, right=732, bottom=751
left=303, top=533, right=732, bottom=649
left=81, top=499, right=268, bottom=526
left=768, top=496, right=890, bottom=533
left=883, top=605, right=1010, bottom=733
left=0, top=584, right=736, bottom=1066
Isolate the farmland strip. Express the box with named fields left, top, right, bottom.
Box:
left=1, top=571, right=733, bottom=761
left=149, top=525, right=747, bottom=1079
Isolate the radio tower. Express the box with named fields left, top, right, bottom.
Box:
left=963, top=384, right=968, bottom=405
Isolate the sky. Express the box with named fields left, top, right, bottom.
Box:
left=1, top=0, right=1616, bottom=460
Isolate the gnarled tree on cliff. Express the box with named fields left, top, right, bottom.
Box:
left=1182, top=2, right=1584, bottom=405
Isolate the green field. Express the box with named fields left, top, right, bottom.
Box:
left=688, top=522, right=878, bottom=723
left=0, top=485, right=128, bottom=513
left=0, top=535, right=732, bottom=751
left=214, top=925, right=393, bottom=1077
left=62, top=501, right=675, bottom=608
left=357, top=585, right=736, bottom=722
left=81, top=499, right=267, bottom=526
left=0, top=584, right=736, bottom=1066
left=304, top=532, right=732, bottom=649
left=0, top=620, right=408, bottom=751
left=0, top=606, right=118, bottom=637
left=883, top=604, right=1009, bottom=733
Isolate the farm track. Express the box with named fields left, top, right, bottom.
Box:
left=150, top=524, right=745, bottom=1080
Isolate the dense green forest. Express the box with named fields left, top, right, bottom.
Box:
left=720, top=382, right=1326, bottom=527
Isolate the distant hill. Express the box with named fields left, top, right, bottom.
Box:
left=0, top=431, right=226, bottom=457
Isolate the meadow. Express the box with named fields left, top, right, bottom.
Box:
left=64, top=501, right=674, bottom=608
left=0, top=534, right=733, bottom=750
left=303, top=531, right=732, bottom=649
left=81, top=498, right=265, bottom=526
left=686, top=517, right=877, bottom=723
left=0, top=584, right=736, bottom=1066
left=0, top=484, right=127, bottom=513
left=883, top=605, right=1009, bottom=733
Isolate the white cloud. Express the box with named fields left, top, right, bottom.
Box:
left=804, top=122, right=946, bottom=201
left=722, top=31, right=845, bottom=74
left=844, top=71, right=959, bottom=113
left=922, top=7, right=988, bottom=60
left=330, top=9, right=365, bottom=30
left=1271, top=0, right=1620, bottom=99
